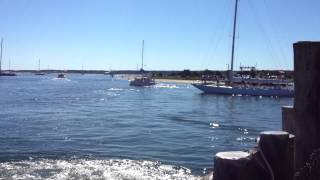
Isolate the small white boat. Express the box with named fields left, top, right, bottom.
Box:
left=130, top=75, right=156, bottom=86
left=130, top=40, right=156, bottom=87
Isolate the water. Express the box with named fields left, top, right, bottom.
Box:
left=0, top=74, right=292, bottom=179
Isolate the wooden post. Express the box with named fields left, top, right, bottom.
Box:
left=293, top=41, right=320, bottom=169
left=288, top=134, right=296, bottom=172
left=258, top=131, right=294, bottom=180
left=213, top=151, right=250, bottom=180
left=282, top=106, right=294, bottom=134
left=213, top=150, right=271, bottom=180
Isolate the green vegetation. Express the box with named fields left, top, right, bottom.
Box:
left=13, top=69, right=294, bottom=80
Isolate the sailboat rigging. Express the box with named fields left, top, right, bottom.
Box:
left=35, top=59, right=45, bottom=75
left=130, top=40, right=156, bottom=86
left=192, top=0, right=294, bottom=97
left=0, top=38, right=16, bottom=76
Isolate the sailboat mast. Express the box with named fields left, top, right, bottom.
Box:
left=229, top=0, right=239, bottom=81
left=141, top=40, right=144, bottom=70
left=38, top=59, right=41, bottom=71
left=0, top=38, right=3, bottom=73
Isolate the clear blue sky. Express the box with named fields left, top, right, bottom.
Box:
left=0, top=0, right=319, bottom=70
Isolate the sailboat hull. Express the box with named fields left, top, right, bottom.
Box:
left=0, top=72, right=16, bottom=76
left=192, top=84, right=294, bottom=97
left=130, top=76, right=156, bottom=86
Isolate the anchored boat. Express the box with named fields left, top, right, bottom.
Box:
left=130, top=75, right=155, bottom=86
left=192, top=0, right=294, bottom=97
left=130, top=40, right=156, bottom=87
left=0, top=38, right=16, bottom=76
left=34, top=59, right=45, bottom=75
left=57, top=73, right=66, bottom=78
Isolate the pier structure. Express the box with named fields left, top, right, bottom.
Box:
left=207, top=41, right=320, bottom=180
left=282, top=41, right=320, bottom=177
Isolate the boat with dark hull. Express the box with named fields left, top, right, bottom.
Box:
left=0, top=72, right=16, bottom=76
left=0, top=38, right=16, bottom=76
left=57, top=73, right=66, bottom=78
left=192, top=0, right=294, bottom=97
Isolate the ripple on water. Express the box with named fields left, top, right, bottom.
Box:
left=0, top=159, right=200, bottom=180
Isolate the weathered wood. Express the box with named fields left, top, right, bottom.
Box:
left=213, top=150, right=271, bottom=180
left=243, top=148, right=270, bottom=180
left=288, top=134, right=296, bottom=172
left=258, top=131, right=294, bottom=180
left=294, top=148, right=320, bottom=180
left=213, top=151, right=250, bottom=180
left=282, top=105, right=294, bottom=134
left=293, top=41, right=320, bottom=169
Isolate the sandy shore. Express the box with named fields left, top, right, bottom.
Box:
left=116, top=75, right=201, bottom=84
left=155, top=78, right=201, bottom=84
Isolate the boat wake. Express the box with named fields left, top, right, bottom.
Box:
left=0, top=159, right=200, bottom=180
left=51, top=77, right=72, bottom=82
left=154, top=83, right=180, bottom=89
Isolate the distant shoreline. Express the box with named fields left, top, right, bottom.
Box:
left=6, top=69, right=294, bottom=82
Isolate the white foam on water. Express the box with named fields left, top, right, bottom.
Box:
left=108, top=88, right=124, bottom=91
left=236, top=136, right=256, bottom=142
left=209, top=123, right=220, bottom=129
left=51, top=78, right=72, bottom=82
left=154, top=83, right=179, bottom=89
left=237, top=128, right=250, bottom=135
left=0, top=159, right=200, bottom=180
left=129, top=88, right=140, bottom=92
left=106, top=92, right=120, bottom=97
left=93, top=89, right=121, bottom=97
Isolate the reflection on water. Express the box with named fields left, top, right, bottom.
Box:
left=0, top=74, right=293, bottom=178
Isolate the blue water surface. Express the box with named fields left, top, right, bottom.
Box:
left=0, top=73, right=292, bottom=179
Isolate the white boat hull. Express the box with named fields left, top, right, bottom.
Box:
left=129, top=76, right=156, bottom=87
left=130, top=80, right=155, bottom=86
left=192, top=84, right=294, bottom=97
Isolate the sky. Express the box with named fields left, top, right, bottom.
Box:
left=0, top=0, right=319, bottom=71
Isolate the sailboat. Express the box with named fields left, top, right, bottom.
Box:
left=57, top=73, right=65, bottom=78
left=0, top=38, right=16, bottom=76
left=192, top=0, right=294, bottom=97
left=81, top=64, right=85, bottom=75
left=34, top=59, right=45, bottom=75
left=130, top=40, right=156, bottom=86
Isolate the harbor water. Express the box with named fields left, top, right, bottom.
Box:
left=0, top=74, right=292, bottom=179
